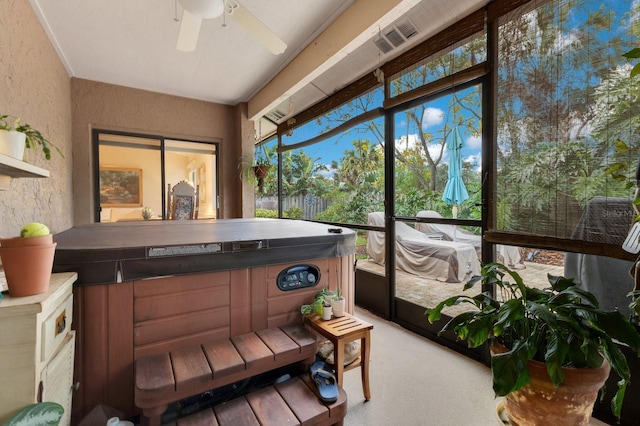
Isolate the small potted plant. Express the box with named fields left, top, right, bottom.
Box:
left=426, top=262, right=640, bottom=425
left=239, top=144, right=271, bottom=193
left=331, top=288, right=345, bottom=317
left=321, top=300, right=333, bottom=320
left=0, top=222, right=57, bottom=297
left=301, top=288, right=336, bottom=320
left=0, top=115, right=64, bottom=161
left=141, top=207, right=154, bottom=220
left=251, top=148, right=271, bottom=193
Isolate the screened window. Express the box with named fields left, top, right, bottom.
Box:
left=390, top=35, right=487, bottom=98
left=393, top=84, right=483, bottom=221
left=496, top=0, right=640, bottom=244
left=274, top=116, right=385, bottom=225
left=281, top=87, right=384, bottom=147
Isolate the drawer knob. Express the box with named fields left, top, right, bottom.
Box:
left=55, top=311, right=66, bottom=336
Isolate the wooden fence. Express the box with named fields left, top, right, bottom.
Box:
left=256, top=195, right=328, bottom=220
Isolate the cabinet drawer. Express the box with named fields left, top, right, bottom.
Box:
left=41, top=294, right=73, bottom=363
left=41, top=331, right=75, bottom=426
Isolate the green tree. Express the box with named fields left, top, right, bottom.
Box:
left=281, top=150, right=329, bottom=196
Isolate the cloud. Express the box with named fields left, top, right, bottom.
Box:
left=318, top=166, right=335, bottom=179
left=466, top=134, right=482, bottom=150
left=421, top=107, right=444, bottom=128
left=396, top=133, right=442, bottom=159
left=396, top=134, right=419, bottom=150
left=464, top=153, right=482, bottom=172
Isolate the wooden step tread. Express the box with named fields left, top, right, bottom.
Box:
left=177, top=376, right=347, bottom=426
left=135, top=324, right=318, bottom=410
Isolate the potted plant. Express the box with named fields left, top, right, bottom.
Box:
left=331, top=288, right=345, bottom=317
left=0, top=222, right=57, bottom=297
left=239, top=144, right=272, bottom=193
left=301, top=288, right=336, bottom=320
left=251, top=148, right=271, bottom=193
left=141, top=206, right=154, bottom=220
left=0, top=115, right=64, bottom=161
left=426, top=262, right=640, bottom=425
left=321, top=298, right=333, bottom=320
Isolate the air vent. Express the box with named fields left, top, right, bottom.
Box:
left=371, top=18, right=419, bottom=54
left=372, top=37, right=393, bottom=54
left=384, top=28, right=405, bottom=48
left=395, top=18, right=418, bottom=40
left=266, top=109, right=286, bottom=122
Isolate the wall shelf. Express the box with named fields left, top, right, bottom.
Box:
left=0, top=153, right=49, bottom=190
left=0, top=152, right=49, bottom=178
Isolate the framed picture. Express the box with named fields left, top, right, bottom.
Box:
left=99, top=167, right=143, bottom=207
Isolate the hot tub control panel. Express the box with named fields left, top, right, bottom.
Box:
left=276, top=264, right=320, bottom=291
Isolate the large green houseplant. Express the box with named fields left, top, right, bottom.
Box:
left=426, top=262, right=640, bottom=424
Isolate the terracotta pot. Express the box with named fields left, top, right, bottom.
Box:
left=0, top=242, right=57, bottom=297
left=491, top=342, right=610, bottom=426
left=0, top=234, right=53, bottom=248
left=252, top=165, right=270, bottom=179
left=253, top=165, right=270, bottom=193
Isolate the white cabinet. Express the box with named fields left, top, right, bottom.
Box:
left=0, top=272, right=77, bottom=425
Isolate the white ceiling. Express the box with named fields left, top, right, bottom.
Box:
left=28, top=0, right=487, bottom=132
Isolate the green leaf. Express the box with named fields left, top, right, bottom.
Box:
left=547, top=274, right=575, bottom=291
left=466, top=316, right=493, bottom=348
left=549, top=289, right=599, bottom=312
left=491, top=341, right=530, bottom=396
left=631, top=63, right=640, bottom=79
left=587, top=311, right=640, bottom=350
left=463, top=274, right=482, bottom=291
left=493, top=299, right=524, bottom=337
left=622, top=48, right=640, bottom=59
left=544, top=333, right=568, bottom=387
left=601, top=337, right=631, bottom=383
left=526, top=301, right=557, bottom=327
left=3, top=402, right=64, bottom=426
left=425, top=295, right=472, bottom=324
left=611, top=379, right=628, bottom=421
left=614, top=138, right=630, bottom=153
left=440, top=310, right=479, bottom=334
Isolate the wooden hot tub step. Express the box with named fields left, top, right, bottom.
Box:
left=177, top=375, right=347, bottom=426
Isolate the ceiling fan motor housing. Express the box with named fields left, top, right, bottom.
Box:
left=179, top=0, right=224, bottom=19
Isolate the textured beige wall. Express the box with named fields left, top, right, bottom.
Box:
left=0, top=0, right=73, bottom=237
left=71, top=78, right=243, bottom=224
left=1, top=0, right=248, bottom=234
left=238, top=102, right=257, bottom=218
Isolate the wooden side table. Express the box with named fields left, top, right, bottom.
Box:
left=305, top=312, right=373, bottom=401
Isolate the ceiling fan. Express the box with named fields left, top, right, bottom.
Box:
left=176, top=0, right=287, bottom=55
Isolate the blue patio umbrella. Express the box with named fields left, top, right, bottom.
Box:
left=441, top=127, right=468, bottom=239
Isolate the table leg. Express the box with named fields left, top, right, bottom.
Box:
left=361, top=334, right=371, bottom=401
left=334, top=339, right=345, bottom=387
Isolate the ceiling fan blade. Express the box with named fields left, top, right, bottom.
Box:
left=176, top=9, right=202, bottom=52
left=229, top=3, right=287, bottom=55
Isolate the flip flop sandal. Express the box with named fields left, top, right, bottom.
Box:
left=310, top=361, right=338, bottom=403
